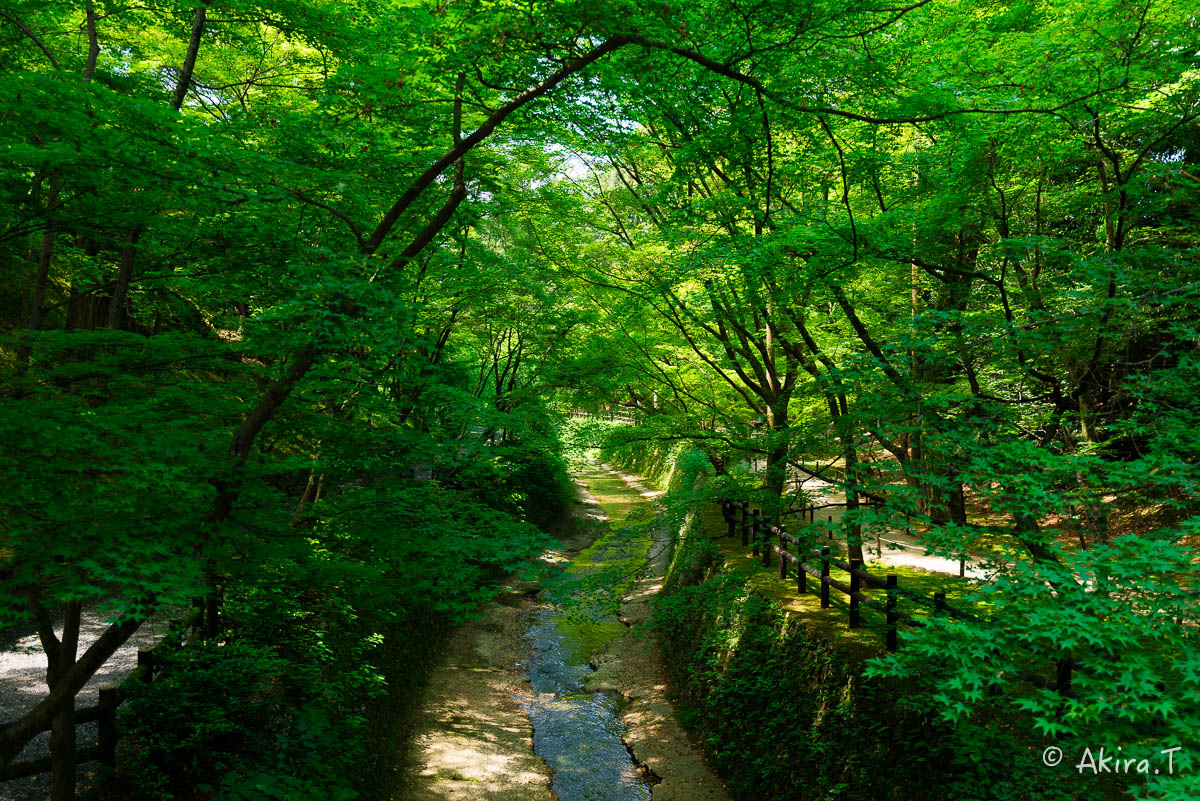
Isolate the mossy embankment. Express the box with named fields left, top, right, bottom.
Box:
left=602, top=441, right=1071, bottom=801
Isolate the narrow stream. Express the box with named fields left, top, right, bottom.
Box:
left=520, top=603, right=652, bottom=801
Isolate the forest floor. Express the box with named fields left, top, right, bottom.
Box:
left=396, top=463, right=729, bottom=801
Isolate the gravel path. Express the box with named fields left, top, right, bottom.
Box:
left=0, top=611, right=173, bottom=801
left=792, top=476, right=996, bottom=580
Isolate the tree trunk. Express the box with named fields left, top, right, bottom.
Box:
left=0, top=616, right=142, bottom=771
left=762, top=400, right=790, bottom=518
left=66, top=238, right=100, bottom=331
left=105, top=228, right=142, bottom=330
left=171, top=5, right=209, bottom=111
left=842, top=440, right=865, bottom=563
left=48, top=602, right=81, bottom=801
left=17, top=223, right=56, bottom=365
left=828, top=400, right=865, bottom=562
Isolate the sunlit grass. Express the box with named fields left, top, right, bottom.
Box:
left=693, top=501, right=991, bottom=665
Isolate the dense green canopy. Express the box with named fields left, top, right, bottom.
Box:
left=1, top=0, right=1197, bottom=798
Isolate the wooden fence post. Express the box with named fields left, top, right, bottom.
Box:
left=777, top=526, right=786, bottom=577
left=204, top=592, right=219, bottom=638
left=98, top=687, right=118, bottom=766
left=849, top=559, right=862, bottom=628
left=741, top=501, right=750, bottom=546
left=886, top=574, right=898, bottom=652
left=820, top=547, right=831, bottom=609
left=761, top=517, right=771, bottom=568
left=137, top=649, right=154, bottom=683
left=726, top=501, right=736, bottom=538
left=797, top=549, right=807, bottom=594
left=751, top=509, right=761, bottom=558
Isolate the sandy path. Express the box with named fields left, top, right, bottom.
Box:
left=399, top=465, right=731, bottom=801
left=793, top=477, right=995, bottom=580
left=397, top=590, right=556, bottom=801
left=0, top=611, right=175, bottom=801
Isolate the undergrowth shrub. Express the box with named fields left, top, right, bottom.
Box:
left=114, top=638, right=362, bottom=801
left=107, top=441, right=569, bottom=801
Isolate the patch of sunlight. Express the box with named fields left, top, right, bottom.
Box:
left=420, top=741, right=545, bottom=787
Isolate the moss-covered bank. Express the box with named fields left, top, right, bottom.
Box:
left=604, top=440, right=1080, bottom=801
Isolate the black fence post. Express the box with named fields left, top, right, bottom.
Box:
left=741, top=501, right=750, bottom=546
left=820, top=547, right=831, bottom=608
left=204, top=592, right=219, bottom=639
left=751, top=509, right=762, bottom=558
left=777, top=526, right=787, bottom=577
left=849, top=559, right=862, bottom=628
left=98, top=687, right=118, bottom=766
left=934, top=591, right=947, bottom=616
left=761, top=519, right=771, bottom=568
left=886, top=574, right=898, bottom=652
left=137, top=649, right=154, bottom=684
left=726, top=501, right=736, bottom=538
left=797, top=547, right=807, bottom=594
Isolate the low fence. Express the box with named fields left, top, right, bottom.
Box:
left=784, top=500, right=971, bottom=578
left=0, top=597, right=218, bottom=783
left=721, top=500, right=969, bottom=653
left=719, top=500, right=1076, bottom=695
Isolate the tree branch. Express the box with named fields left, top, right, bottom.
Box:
left=0, top=10, right=59, bottom=69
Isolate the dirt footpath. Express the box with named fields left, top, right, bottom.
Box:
left=398, top=465, right=731, bottom=801
left=397, top=588, right=554, bottom=801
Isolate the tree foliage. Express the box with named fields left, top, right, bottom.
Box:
left=0, top=0, right=1197, bottom=798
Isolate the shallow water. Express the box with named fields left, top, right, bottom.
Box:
left=521, top=605, right=651, bottom=801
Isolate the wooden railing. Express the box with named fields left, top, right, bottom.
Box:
left=721, top=500, right=970, bottom=653
left=0, top=599, right=215, bottom=783
left=720, top=499, right=1077, bottom=693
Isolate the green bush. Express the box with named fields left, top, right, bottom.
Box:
left=105, top=438, right=565, bottom=800
left=115, top=639, right=362, bottom=801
